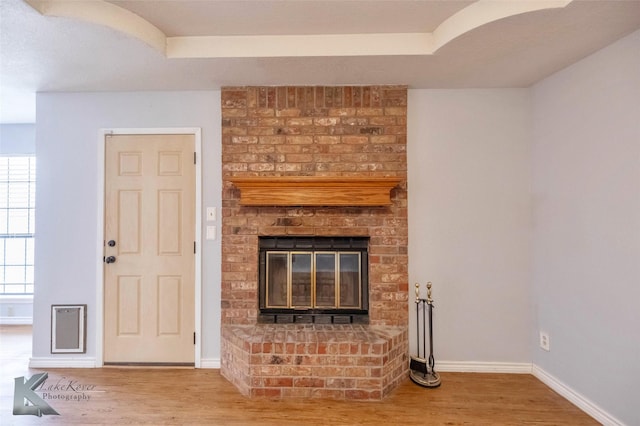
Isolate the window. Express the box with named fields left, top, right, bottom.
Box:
left=0, top=156, right=36, bottom=295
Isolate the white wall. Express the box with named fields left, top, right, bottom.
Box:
left=0, top=123, right=36, bottom=324
left=0, top=123, right=35, bottom=154
left=34, top=91, right=221, bottom=362
left=532, top=29, right=640, bottom=425
left=408, top=89, right=532, bottom=364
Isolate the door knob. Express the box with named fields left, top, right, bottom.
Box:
left=105, top=256, right=116, bottom=264
left=107, top=240, right=116, bottom=247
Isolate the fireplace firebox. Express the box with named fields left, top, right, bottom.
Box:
left=258, top=236, right=369, bottom=324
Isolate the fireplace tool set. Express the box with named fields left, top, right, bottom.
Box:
left=410, top=282, right=441, bottom=388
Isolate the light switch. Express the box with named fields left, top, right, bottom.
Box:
left=206, top=207, right=216, bottom=221
left=206, top=225, right=216, bottom=240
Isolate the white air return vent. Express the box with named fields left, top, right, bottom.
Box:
left=51, top=305, right=86, bottom=353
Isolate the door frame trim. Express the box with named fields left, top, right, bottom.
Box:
left=95, top=128, right=202, bottom=368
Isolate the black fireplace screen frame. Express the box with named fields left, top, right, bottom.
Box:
left=258, top=236, right=369, bottom=324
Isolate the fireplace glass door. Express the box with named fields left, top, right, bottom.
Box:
left=265, top=251, right=361, bottom=309
left=259, top=236, right=369, bottom=323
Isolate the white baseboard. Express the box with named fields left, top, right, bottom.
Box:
left=0, top=316, right=33, bottom=325
left=436, top=360, right=532, bottom=374
left=532, top=364, right=623, bottom=426
left=29, top=357, right=97, bottom=369
left=29, top=357, right=220, bottom=369
left=199, top=358, right=221, bottom=369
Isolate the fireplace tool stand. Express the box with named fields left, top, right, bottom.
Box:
left=410, top=282, right=441, bottom=388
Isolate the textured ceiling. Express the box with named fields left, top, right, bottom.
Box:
left=108, top=0, right=473, bottom=36
left=1, top=0, right=640, bottom=123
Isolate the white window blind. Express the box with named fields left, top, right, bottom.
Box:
left=0, top=156, right=36, bottom=294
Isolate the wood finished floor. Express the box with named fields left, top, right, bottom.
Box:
left=1, top=325, right=598, bottom=425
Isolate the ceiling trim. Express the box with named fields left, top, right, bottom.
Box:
left=166, top=33, right=433, bottom=58
left=25, top=0, right=573, bottom=59
left=24, top=0, right=167, bottom=53
left=432, top=0, right=573, bottom=52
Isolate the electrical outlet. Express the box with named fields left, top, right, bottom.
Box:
left=539, top=331, right=550, bottom=351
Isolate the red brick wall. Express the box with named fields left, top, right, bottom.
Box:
left=221, top=86, right=408, bottom=327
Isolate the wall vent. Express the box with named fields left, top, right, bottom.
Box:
left=51, top=305, right=86, bottom=353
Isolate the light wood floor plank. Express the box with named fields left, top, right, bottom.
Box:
left=1, top=325, right=598, bottom=425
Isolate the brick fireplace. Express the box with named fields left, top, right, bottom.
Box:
left=220, top=86, right=408, bottom=399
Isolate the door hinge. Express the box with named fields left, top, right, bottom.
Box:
left=194, top=152, right=196, bottom=164
left=193, top=332, right=196, bottom=345
left=194, top=241, right=196, bottom=254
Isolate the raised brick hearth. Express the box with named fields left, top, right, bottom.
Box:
left=222, top=324, right=407, bottom=399
left=220, top=86, right=408, bottom=400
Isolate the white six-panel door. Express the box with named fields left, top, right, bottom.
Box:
left=103, top=134, right=195, bottom=364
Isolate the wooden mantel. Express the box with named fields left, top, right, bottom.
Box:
left=228, top=176, right=402, bottom=206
